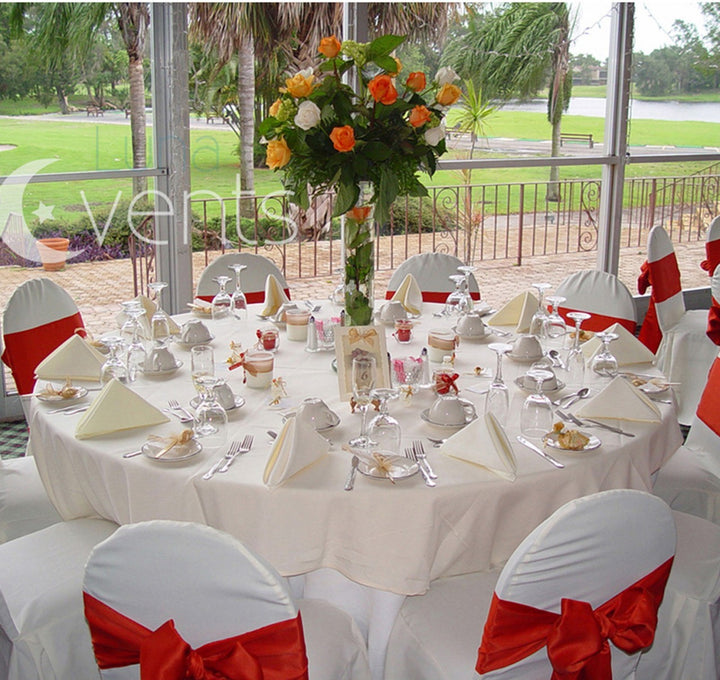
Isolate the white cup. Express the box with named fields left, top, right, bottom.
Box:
left=456, top=312, right=486, bottom=338
left=297, top=397, right=337, bottom=430
left=181, top=319, right=212, bottom=344
left=380, top=300, right=408, bottom=324
left=428, top=395, right=476, bottom=426
left=512, top=334, right=543, bottom=360
left=213, top=381, right=236, bottom=409
left=522, top=369, right=558, bottom=391
left=146, top=346, right=177, bottom=372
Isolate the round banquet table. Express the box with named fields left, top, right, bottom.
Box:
left=27, top=301, right=683, bottom=679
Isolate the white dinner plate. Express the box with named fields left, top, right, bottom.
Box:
left=142, top=360, right=183, bottom=377
left=36, top=386, right=89, bottom=405
left=357, top=454, right=419, bottom=481
left=514, top=376, right=566, bottom=394
left=620, top=374, right=671, bottom=396
left=142, top=437, right=202, bottom=462
left=190, top=395, right=246, bottom=412
left=543, top=431, right=601, bottom=453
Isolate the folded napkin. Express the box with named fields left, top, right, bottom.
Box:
left=35, top=334, right=106, bottom=382
left=581, top=322, right=655, bottom=365
left=439, top=413, right=517, bottom=481
left=575, top=376, right=661, bottom=423
left=486, top=292, right=538, bottom=333
left=116, top=295, right=180, bottom=336
left=263, top=414, right=329, bottom=487
left=260, top=275, right=291, bottom=317
left=390, top=273, right=423, bottom=316
left=188, top=298, right=213, bottom=316
left=75, top=378, right=169, bottom=439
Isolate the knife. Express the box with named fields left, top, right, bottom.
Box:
left=344, top=455, right=360, bottom=491
left=582, top=418, right=636, bottom=437
left=516, top=436, right=565, bottom=469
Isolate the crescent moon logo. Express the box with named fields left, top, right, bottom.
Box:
left=0, top=159, right=85, bottom=265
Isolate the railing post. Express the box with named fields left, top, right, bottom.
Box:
left=648, top=178, right=656, bottom=230
left=517, top=184, right=524, bottom=266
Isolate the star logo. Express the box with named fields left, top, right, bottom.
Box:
left=32, top=201, right=55, bottom=223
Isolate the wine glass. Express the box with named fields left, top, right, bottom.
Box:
left=190, top=344, right=215, bottom=393
left=591, top=331, right=619, bottom=377
left=544, top=295, right=567, bottom=351
left=148, top=281, right=171, bottom=346
left=228, top=264, right=248, bottom=320
left=368, top=388, right=401, bottom=452
left=443, top=274, right=471, bottom=316
left=193, top=375, right=228, bottom=447
left=565, top=311, right=590, bottom=389
left=520, top=368, right=555, bottom=438
left=211, top=276, right=232, bottom=320
left=529, top=283, right=552, bottom=339
left=100, top=336, right=128, bottom=384
left=349, top=355, right=377, bottom=448
left=457, top=265, right=477, bottom=310
left=124, top=306, right=147, bottom=383
left=485, top=342, right=512, bottom=426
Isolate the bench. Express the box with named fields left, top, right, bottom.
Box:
left=86, top=106, right=103, bottom=117
left=560, top=132, right=593, bottom=148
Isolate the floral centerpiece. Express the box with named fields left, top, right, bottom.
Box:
left=259, top=34, right=461, bottom=325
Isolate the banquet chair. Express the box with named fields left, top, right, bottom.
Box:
left=384, top=253, right=481, bottom=303
left=83, top=520, right=371, bottom=680
left=638, top=224, right=716, bottom=424
left=0, top=517, right=118, bottom=680
left=707, top=263, right=720, bottom=345
left=384, top=489, right=720, bottom=680
left=195, top=252, right=290, bottom=304
left=554, top=269, right=637, bottom=333
left=701, top=214, right=720, bottom=276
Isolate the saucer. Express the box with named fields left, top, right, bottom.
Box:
left=36, top=386, right=89, bottom=405
left=190, top=395, right=245, bottom=412
left=514, top=376, right=566, bottom=394
left=453, top=325, right=492, bottom=341
left=142, top=437, right=202, bottom=462
left=175, top=334, right=215, bottom=349
left=142, top=360, right=183, bottom=377
left=507, top=351, right=545, bottom=364
left=543, top=431, right=601, bottom=453
left=420, top=406, right=477, bottom=429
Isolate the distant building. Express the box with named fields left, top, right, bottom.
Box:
left=572, top=63, right=607, bottom=86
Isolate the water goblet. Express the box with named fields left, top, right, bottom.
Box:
left=193, top=375, right=228, bottom=447
left=124, top=305, right=148, bottom=383
left=485, top=342, right=513, bottom=426
left=443, top=274, right=471, bottom=316
left=228, top=264, right=248, bottom=320
left=211, top=276, right=233, bottom=320
left=529, top=282, right=552, bottom=339
left=348, top=355, right=377, bottom=448
left=119, top=300, right=143, bottom=345
left=148, top=281, right=171, bottom=346
left=544, top=295, right=567, bottom=350
left=367, top=387, right=401, bottom=452
left=591, top=331, right=619, bottom=377
left=457, top=265, right=477, bottom=309
left=565, top=311, right=590, bottom=389
left=520, top=368, right=555, bottom=438
left=100, top=336, right=128, bottom=384
left=190, top=344, right=215, bottom=393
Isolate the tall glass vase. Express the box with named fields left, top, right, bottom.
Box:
left=343, top=182, right=375, bottom=326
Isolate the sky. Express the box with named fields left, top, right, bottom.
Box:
left=571, top=1, right=710, bottom=60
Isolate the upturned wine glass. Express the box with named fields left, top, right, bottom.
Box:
left=228, top=264, right=248, bottom=320
left=591, top=331, right=619, bottom=377
left=529, top=283, right=552, bottom=339
left=193, top=375, right=228, bottom=446
left=124, top=305, right=147, bottom=383
left=520, top=368, right=555, bottom=438
left=565, top=311, right=591, bottom=389
left=457, top=265, right=477, bottom=308
left=368, top=387, right=401, bottom=452
left=100, top=336, right=128, bottom=384
left=148, top=281, right=171, bottom=346
left=544, top=295, right=567, bottom=350
left=485, top=342, right=513, bottom=426
left=443, top=274, right=471, bottom=316
left=349, top=355, right=377, bottom=448
left=211, top=276, right=233, bottom=319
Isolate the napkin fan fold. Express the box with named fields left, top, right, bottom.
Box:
left=263, top=415, right=329, bottom=487
left=486, top=292, right=538, bottom=333
left=581, top=322, right=656, bottom=365
left=575, top=376, right=661, bottom=423
left=260, top=275, right=291, bottom=317
left=390, top=273, right=423, bottom=316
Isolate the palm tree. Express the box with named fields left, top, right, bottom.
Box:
left=446, top=2, right=573, bottom=201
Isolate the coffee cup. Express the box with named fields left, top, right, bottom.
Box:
left=428, top=395, right=476, bottom=426
left=427, top=328, right=459, bottom=363
left=522, top=368, right=558, bottom=391
left=511, top=334, right=543, bottom=360
left=456, top=312, right=486, bottom=338
left=297, top=397, right=337, bottom=430
left=146, top=346, right=177, bottom=372
left=180, top=319, right=211, bottom=344
left=213, top=381, right=237, bottom=410
left=380, top=300, right=408, bottom=325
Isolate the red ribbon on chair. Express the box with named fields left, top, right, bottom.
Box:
left=476, top=557, right=673, bottom=680
left=701, top=239, right=720, bottom=275
left=83, top=593, right=309, bottom=680
left=637, top=260, right=663, bottom=353
left=197, top=290, right=291, bottom=305
left=696, top=356, right=720, bottom=436
left=557, top=307, right=636, bottom=335
left=385, top=290, right=481, bottom=303
left=707, top=297, right=720, bottom=346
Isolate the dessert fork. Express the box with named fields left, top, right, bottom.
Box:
left=203, top=439, right=244, bottom=480
left=168, top=399, right=194, bottom=422
left=405, top=447, right=436, bottom=487
left=412, top=440, right=438, bottom=479
left=217, top=434, right=254, bottom=473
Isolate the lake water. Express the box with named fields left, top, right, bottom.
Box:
left=504, top=97, right=720, bottom=124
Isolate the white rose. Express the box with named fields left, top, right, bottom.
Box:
left=298, top=67, right=314, bottom=79
left=294, top=100, right=321, bottom=130
left=424, top=123, right=446, bottom=147
left=435, top=66, right=459, bottom=86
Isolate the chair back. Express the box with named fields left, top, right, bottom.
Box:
left=554, top=269, right=636, bottom=334
left=476, top=489, right=676, bottom=679
left=1, top=278, right=84, bottom=394
left=195, top=253, right=290, bottom=304
left=647, top=225, right=685, bottom=332
left=83, top=520, right=308, bottom=679
left=685, top=351, right=720, bottom=479
left=707, top=264, right=720, bottom=346
left=701, top=215, right=720, bottom=275
left=385, top=253, right=480, bottom=303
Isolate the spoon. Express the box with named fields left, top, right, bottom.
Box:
left=554, top=387, right=590, bottom=408
left=548, top=349, right=566, bottom=369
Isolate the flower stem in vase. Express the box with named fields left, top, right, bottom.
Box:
left=343, top=185, right=375, bottom=326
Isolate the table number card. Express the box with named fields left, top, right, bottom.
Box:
left=334, top=325, right=391, bottom=401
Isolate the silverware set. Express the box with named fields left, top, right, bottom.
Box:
left=48, top=404, right=89, bottom=415
left=405, top=446, right=436, bottom=487
left=555, top=408, right=635, bottom=437
left=203, top=435, right=254, bottom=480
left=167, top=399, right=194, bottom=423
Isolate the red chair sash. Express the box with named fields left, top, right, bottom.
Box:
left=476, top=557, right=673, bottom=680
left=701, top=239, right=720, bottom=274
left=197, top=290, right=291, bottom=305
left=707, top=297, right=720, bottom=346
left=557, top=307, right=635, bottom=335
left=648, top=253, right=681, bottom=303
left=385, top=290, right=481, bottom=303
left=637, top=261, right=663, bottom=353
left=83, top=593, right=309, bottom=680
left=1, top=311, right=84, bottom=394
left=696, top=356, right=720, bottom=436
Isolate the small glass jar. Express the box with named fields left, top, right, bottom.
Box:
left=432, top=355, right=459, bottom=395
left=256, top=326, right=280, bottom=352
left=243, top=350, right=274, bottom=389
left=286, top=309, right=310, bottom=342
left=427, top=328, right=458, bottom=363
left=393, top=319, right=413, bottom=344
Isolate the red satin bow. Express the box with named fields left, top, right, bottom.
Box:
left=83, top=592, right=309, bottom=680
left=701, top=239, right=720, bottom=275
left=476, top=557, right=673, bottom=680
left=708, top=297, right=720, bottom=346
left=637, top=260, right=663, bottom=353
left=435, top=372, right=459, bottom=395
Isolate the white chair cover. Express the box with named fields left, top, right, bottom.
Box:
left=385, top=489, right=676, bottom=680
left=0, top=518, right=118, bottom=680
left=195, top=252, right=290, bottom=303
left=554, top=269, right=637, bottom=333
left=385, top=253, right=480, bottom=303
left=83, top=520, right=370, bottom=680
left=0, top=456, right=60, bottom=543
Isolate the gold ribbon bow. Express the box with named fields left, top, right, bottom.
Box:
left=39, top=378, right=79, bottom=399
left=348, top=328, right=377, bottom=345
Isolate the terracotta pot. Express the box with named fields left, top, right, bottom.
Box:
left=37, top=237, right=70, bottom=271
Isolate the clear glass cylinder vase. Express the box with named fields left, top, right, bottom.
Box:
left=343, top=182, right=375, bottom=326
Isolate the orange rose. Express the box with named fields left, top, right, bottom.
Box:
left=406, top=72, right=426, bottom=92
left=268, top=98, right=281, bottom=117
left=329, top=125, right=356, bottom=152
left=347, top=205, right=372, bottom=222
left=368, top=74, right=398, bottom=105
left=409, top=105, right=431, bottom=128
left=266, top=138, right=291, bottom=169
left=436, top=83, right=462, bottom=106
left=284, top=70, right=315, bottom=98
left=319, top=35, right=342, bottom=59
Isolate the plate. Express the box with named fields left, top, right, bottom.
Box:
left=621, top=374, right=670, bottom=396
left=421, top=406, right=477, bottom=429
left=514, top=376, right=566, bottom=394
left=36, top=386, right=89, bottom=405
left=190, top=395, right=246, bottom=412
left=142, top=360, right=183, bottom=377
left=174, top=334, right=215, bottom=349
left=141, top=437, right=202, bottom=462
left=472, top=302, right=495, bottom=317
left=543, top=431, right=601, bottom=453
left=508, top=352, right=546, bottom=364
left=357, top=454, right=419, bottom=481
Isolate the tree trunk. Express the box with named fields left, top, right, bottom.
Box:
left=237, top=36, right=255, bottom=219
left=128, top=54, right=147, bottom=197
left=56, top=86, right=69, bottom=114
left=547, top=117, right=562, bottom=202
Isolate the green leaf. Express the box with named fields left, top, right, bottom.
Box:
left=373, top=54, right=398, bottom=73
left=367, top=34, right=405, bottom=59
left=362, top=142, right=391, bottom=161
left=333, top=179, right=357, bottom=216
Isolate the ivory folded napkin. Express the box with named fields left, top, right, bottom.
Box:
left=263, top=414, right=330, bottom=487
left=390, top=273, right=423, bottom=316
left=260, top=275, right=291, bottom=317
left=35, top=334, right=106, bottom=382
left=581, top=322, right=655, bottom=365
left=575, top=376, right=661, bottom=423
left=439, top=413, right=517, bottom=481
left=75, top=378, right=169, bottom=439
left=486, top=292, right=538, bottom=333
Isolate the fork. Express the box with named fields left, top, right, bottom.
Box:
left=405, top=447, right=436, bottom=487
left=217, top=434, right=254, bottom=473
left=168, top=399, right=194, bottom=422
left=203, top=439, right=243, bottom=480
left=412, top=440, right=438, bottom=479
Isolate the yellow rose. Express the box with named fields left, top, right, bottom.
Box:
left=436, top=83, right=462, bottom=106
left=266, top=138, right=291, bottom=169
left=319, top=35, right=342, bottom=59
left=269, top=99, right=282, bottom=117
left=284, top=70, right=315, bottom=98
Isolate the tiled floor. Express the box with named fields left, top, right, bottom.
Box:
left=0, top=419, right=28, bottom=459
